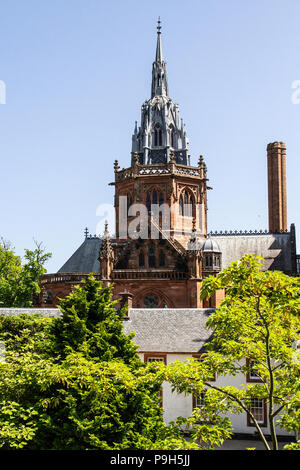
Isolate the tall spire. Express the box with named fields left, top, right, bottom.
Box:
left=155, top=17, right=163, bottom=63
left=131, top=19, right=190, bottom=166
left=151, top=18, right=168, bottom=98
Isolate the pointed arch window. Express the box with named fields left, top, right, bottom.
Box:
left=179, top=194, right=184, bottom=216
left=152, top=189, right=157, bottom=205
left=190, top=195, right=195, bottom=218
left=146, top=189, right=165, bottom=214
left=148, top=242, right=156, bottom=268
left=146, top=193, right=151, bottom=213
left=159, top=251, right=165, bottom=267
left=154, top=124, right=162, bottom=147
left=127, top=194, right=132, bottom=214
left=169, top=125, right=175, bottom=148
left=139, top=251, right=145, bottom=267
left=180, top=190, right=195, bottom=218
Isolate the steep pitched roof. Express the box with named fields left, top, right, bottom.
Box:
left=0, top=308, right=60, bottom=318
left=0, top=307, right=214, bottom=354
left=57, top=237, right=102, bottom=273
left=212, top=232, right=293, bottom=273
left=123, top=308, right=214, bottom=353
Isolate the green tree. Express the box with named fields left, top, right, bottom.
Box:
left=0, top=239, right=51, bottom=307
left=0, top=277, right=195, bottom=450
left=49, top=277, right=140, bottom=364
left=166, top=255, right=300, bottom=450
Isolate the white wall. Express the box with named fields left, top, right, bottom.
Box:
left=141, top=352, right=293, bottom=437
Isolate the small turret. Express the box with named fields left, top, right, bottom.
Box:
left=99, top=221, right=114, bottom=281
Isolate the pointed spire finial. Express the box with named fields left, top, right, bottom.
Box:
left=155, top=17, right=163, bottom=63
left=157, top=17, right=161, bottom=35
left=84, top=227, right=89, bottom=239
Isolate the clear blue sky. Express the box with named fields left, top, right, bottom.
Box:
left=0, top=0, right=299, bottom=273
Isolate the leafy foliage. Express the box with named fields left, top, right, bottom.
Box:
left=49, top=277, right=140, bottom=364
left=166, top=255, right=300, bottom=450
left=0, top=239, right=51, bottom=307
left=0, top=276, right=195, bottom=449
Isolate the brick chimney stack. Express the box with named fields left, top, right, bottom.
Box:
left=267, top=142, right=287, bottom=233
left=119, top=291, right=133, bottom=319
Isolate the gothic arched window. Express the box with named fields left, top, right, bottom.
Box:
left=190, top=194, right=195, bottom=218
left=148, top=242, right=156, bottom=268
left=180, top=190, right=194, bottom=217
left=186, top=193, right=194, bottom=217
left=152, top=189, right=157, bottom=205
left=184, top=192, right=188, bottom=208
left=169, top=125, right=175, bottom=148
left=144, top=293, right=159, bottom=308
left=127, top=194, right=132, bottom=213
left=146, top=189, right=165, bottom=214
left=179, top=194, right=184, bottom=216
left=146, top=193, right=151, bottom=213
left=159, top=251, right=165, bottom=267
left=154, top=124, right=162, bottom=147
left=139, top=251, right=145, bottom=267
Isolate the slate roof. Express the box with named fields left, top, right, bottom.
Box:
left=0, top=308, right=214, bottom=354
left=123, top=308, right=215, bottom=353
left=212, top=232, right=293, bottom=273
left=57, top=237, right=102, bottom=273
left=0, top=308, right=61, bottom=318
left=56, top=232, right=294, bottom=276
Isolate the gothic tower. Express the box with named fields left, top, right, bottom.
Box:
left=131, top=19, right=190, bottom=167
left=38, top=20, right=225, bottom=310
left=109, top=20, right=220, bottom=309
left=114, top=20, right=208, bottom=244
left=38, top=21, right=297, bottom=310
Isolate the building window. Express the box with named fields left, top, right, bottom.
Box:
left=139, top=251, right=145, bottom=267
left=205, top=255, right=213, bottom=268
left=159, top=251, right=165, bottom=267
left=146, top=190, right=165, bottom=214
left=179, top=191, right=195, bottom=218
left=144, top=354, right=166, bottom=407
left=193, top=390, right=206, bottom=409
left=146, top=193, right=151, bottom=213
left=152, top=189, right=157, bottom=205
left=169, top=125, right=175, bottom=148
left=154, top=124, right=162, bottom=147
left=148, top=242, right=156, bottom=268
left=144, top=355, right=166, bottom=364
left=179, top=195, right=184, bottom=216
left=248, top=398, right=267, bottom=427
left=184, top=192, right=188, bottom=211
left=144, top=293, right=159, bottom=308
